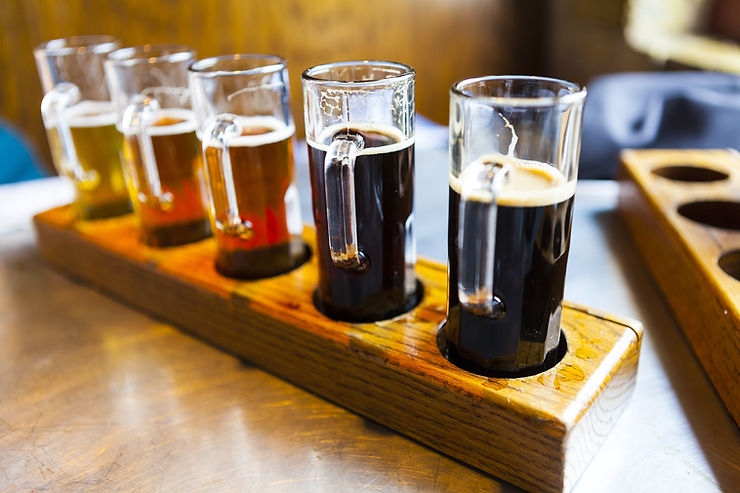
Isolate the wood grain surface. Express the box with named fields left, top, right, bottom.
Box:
left=619, top=149, right=740, bottom=426
left=0, top=228, right=505, bottom=492
left=32, top=206, right=642, bottom=493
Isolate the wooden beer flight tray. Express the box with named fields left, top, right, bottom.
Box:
left=33, top=205, right=642, bottom=493
left=619, top=149, right=740, bottom=427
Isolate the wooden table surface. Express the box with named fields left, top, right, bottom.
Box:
left=1, top=143, right=739, bottom=492
left=2, top=186, right=508, bottom=492
left=1, top=229, right=499, bottom=492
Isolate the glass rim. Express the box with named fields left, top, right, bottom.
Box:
left=35, top=35, right=119, bottom=56
left=451, top=75, right=587, bottom=107
left=189, top=54, right=286, bottom=78
left=301, top=60, right=414, bottom=87
left=106, top=44, right=195, bottom=66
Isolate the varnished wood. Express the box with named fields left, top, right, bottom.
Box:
left=33, top=207, right=643, bottom=493
left=619, top=149, right=740, bottom=426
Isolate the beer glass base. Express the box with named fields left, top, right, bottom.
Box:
left=313, top=279, right=424, bottom=323
left=215, top=240, right=311, bottom=280
left=141, top=218, right=211, bottom=247
left=436, top=323, right=568, bottom=378
left=77, top=199, right=132, bottom=220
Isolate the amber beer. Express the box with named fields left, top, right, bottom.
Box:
left=203, top=116, right=304, bottom=278
left=446, top=157, right=575, bottom=376
left=47, top=101, right=131, bottom=219
left=122, top=109, right=211, bottom=246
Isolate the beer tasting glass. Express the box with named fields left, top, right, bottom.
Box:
left=302, top=61, right=419, bottom=322
left=442, top=76, right=586, bottom=376
left=105, top=44, right=211, bottom=247
left=34, top=35, right=131, bottom=219
left=189, top=54, right=306, bottom=278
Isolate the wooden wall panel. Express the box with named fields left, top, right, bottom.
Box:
left=543, top=0, right=655, bottom=85
left=1, top=0, right=540, bottom=173
left=0, top=1, right=45, bottom=167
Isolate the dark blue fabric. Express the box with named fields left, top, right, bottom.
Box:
left=0, top=120, right=46, bottom=184
left=580, top=71, right=740, bottom=179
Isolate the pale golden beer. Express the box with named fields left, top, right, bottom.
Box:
left=122, top=108, right=211, bottom=247
left=202, top=116, right=303, bottom=278
left=47, top=101, right=130, bottom=219
left=35, top=35, right=130, bottom=220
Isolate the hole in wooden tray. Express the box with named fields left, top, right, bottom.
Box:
left=312, top=279, right=424, bottom=323
left=652, top=165, right=728, bottom=182
left=216, top=240, right=312, bottom=279
left=677, top=201, right=740, bottom=231
left=719, top=250, right=740, bottom=282
left=436, top=324, right=568, bottom=378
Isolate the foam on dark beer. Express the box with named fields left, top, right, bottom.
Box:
left=449, top=153, right=575, bottom=207
left=308, top=121, right=413, bottom=153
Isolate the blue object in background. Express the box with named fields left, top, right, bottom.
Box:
left=0, top=120, right=46, bottom=184
left=580, top=71, right=740, bottom=179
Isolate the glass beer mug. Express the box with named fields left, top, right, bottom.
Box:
left=442, top=76, right=586, bottom=376
left=189, top=54, right=307, bottom=278
left=302, top=61, right=419, bottom=322
left=34, top=35, right=131, bottom=219
left=105, top=44, right=211, bottom=247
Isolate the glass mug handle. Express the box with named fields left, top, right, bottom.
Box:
left=203, top=114, right=253, bottom=239
left=40, top=82, right=95, bottom=184
left=122, top=95, right=172, bottom=209
left=323, top=133, right=366, bottom=269
left=458, top=160, right=510, bottom=317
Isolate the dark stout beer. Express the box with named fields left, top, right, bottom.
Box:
left=308, top=123, right=419, bottom=322
left=123, top=109, right=211, bottom=247
left=203, top=117, right=306, bottom=278
left=445, top=158, right=575, bottom=376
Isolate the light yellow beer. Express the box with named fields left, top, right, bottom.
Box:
left=46, top=100, right=131, bottom=219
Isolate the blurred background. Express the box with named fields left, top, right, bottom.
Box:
left=1, top=0, right=739, bottom=182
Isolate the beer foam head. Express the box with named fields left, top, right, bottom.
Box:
left=145, top=108, right=198, bottom=136
left=308, top=121, right=413, bottom=155
left=65, top=100, right=117, bottom=128
left=225, top=116, right=295, bottom=147
left=451, top=153, right=575, bottom=206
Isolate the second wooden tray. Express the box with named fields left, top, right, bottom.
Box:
left=34, top=206, right=642, bottom=493
left=619, top=148, right=740, bottom=426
